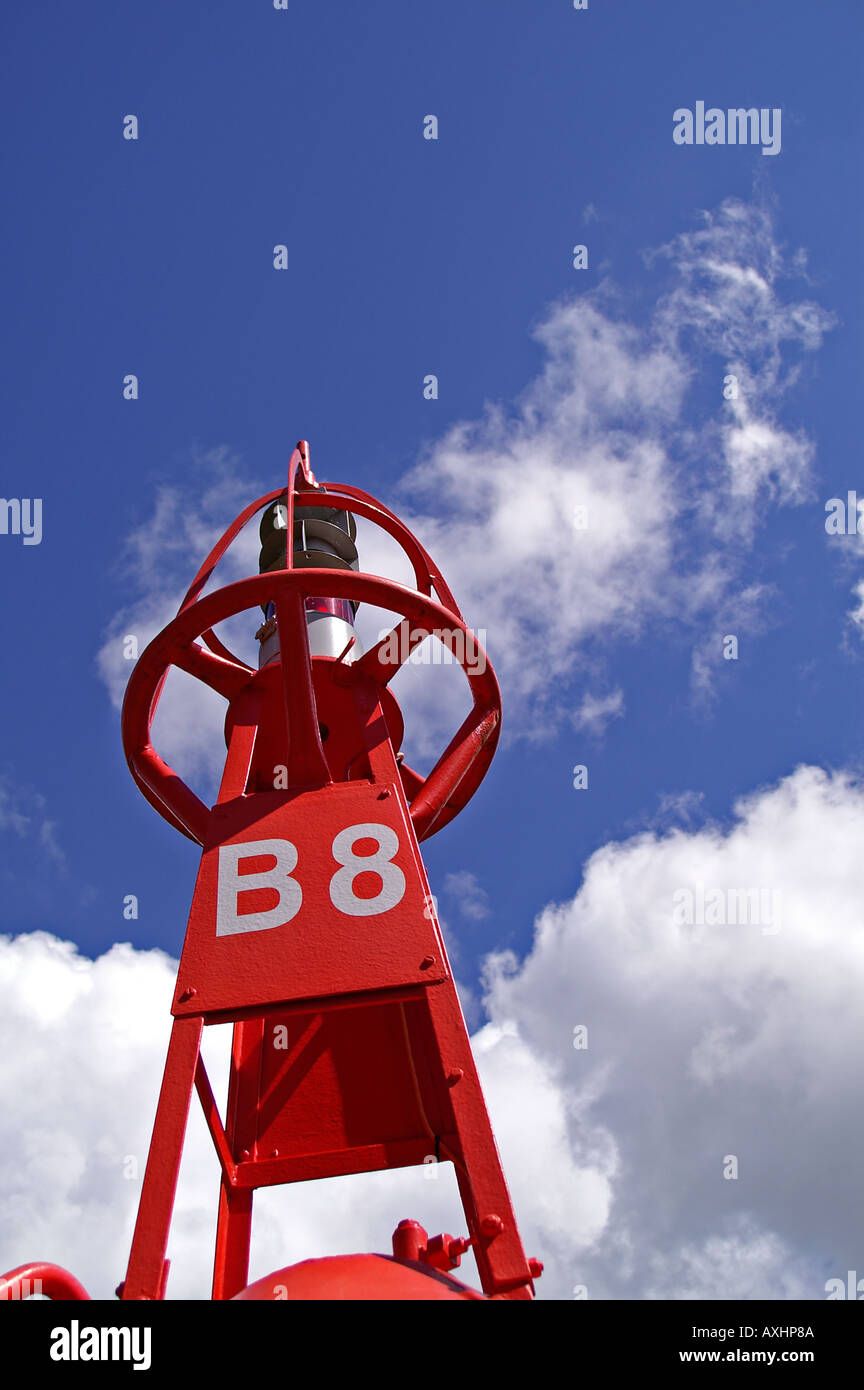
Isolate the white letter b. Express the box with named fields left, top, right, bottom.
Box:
left=216, top=838, right=302, bottom=936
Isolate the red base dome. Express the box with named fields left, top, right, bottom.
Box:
left=232, top=1253, right=486, bottom=1301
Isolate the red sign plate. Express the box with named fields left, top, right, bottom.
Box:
left=173, top=781, right=448, bottom=1016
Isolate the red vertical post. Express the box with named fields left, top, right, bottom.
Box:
left=122, top=1017, right=203, bottom=1300
left=211, top=1021, right=264, bottom=1299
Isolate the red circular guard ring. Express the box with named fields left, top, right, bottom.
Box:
left=122, top=569, right=501, bottom=845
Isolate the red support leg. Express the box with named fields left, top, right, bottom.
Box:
left=211, top=1020, right=262, bottom=1298
left=121, top=1016, right=203, bottom=1300
left=423, top=985, right=534, bottom=1299
left=212, top=1183, right=254, bottom=1300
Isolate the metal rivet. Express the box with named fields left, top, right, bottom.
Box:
left=480, top=1214, right=504, bottom=1238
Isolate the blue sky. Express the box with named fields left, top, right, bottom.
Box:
left=1, top=2, right=863, bottom=1300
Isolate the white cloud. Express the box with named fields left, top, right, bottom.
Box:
left=481, top=762, right=864, bottom=1298
left=444, top=869, right=491, bottom=921
left=392, top=197, right=833, bottom=722
left=849, top=579, right=864, bottom=638
left=722, top=401, right=814, bottom=509
left=570, top=688, right=624, bottom=737
left=0, top=933, right=183, bottom=1297
left=689, top=582, right=774, bottom=701
left=650, top=789, right=707, bottom=832
left=650, top=198, right=833, bottom=399
left=822, top=500, right=864, bottom=648
left=643, top=1218, right=816, bottom=1301
left=1, top=763, right=859, bottom=1300
left=96, top=199, right=835, bottom=772
left=0, top=773, right=65, bottom=869
left=96, top=447, right=266, bottom=800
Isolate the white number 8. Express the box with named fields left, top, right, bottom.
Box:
left=329, top=823, right=406, bottom=917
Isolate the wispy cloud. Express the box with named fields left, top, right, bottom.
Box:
left=0, top=773, right=65, bottom=869
left=96, top=447, right=265, bottom=799
left=96, top=198, right=835, bottom=771
left=395, top=196, right=834, bottom=722
left=570, top=688, right=624, bottom=737
left=444, top=869, right=492, bottom=921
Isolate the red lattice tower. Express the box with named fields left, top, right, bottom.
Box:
left=1, top=442, right=540, bottom=1303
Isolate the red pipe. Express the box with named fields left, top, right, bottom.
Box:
left=0, top=1262, right=91, bottom=1301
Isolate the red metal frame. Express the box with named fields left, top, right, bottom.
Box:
left=124, top=444, right=497, bottom=847
left=122, top=568, right=501, bottom=847
left=3, top=442, right=539, bottom=1302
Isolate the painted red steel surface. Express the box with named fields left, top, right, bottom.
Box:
left=3, top=442, right=538, bottom=1301
left=231, top=1256, right=487, bottom=1301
